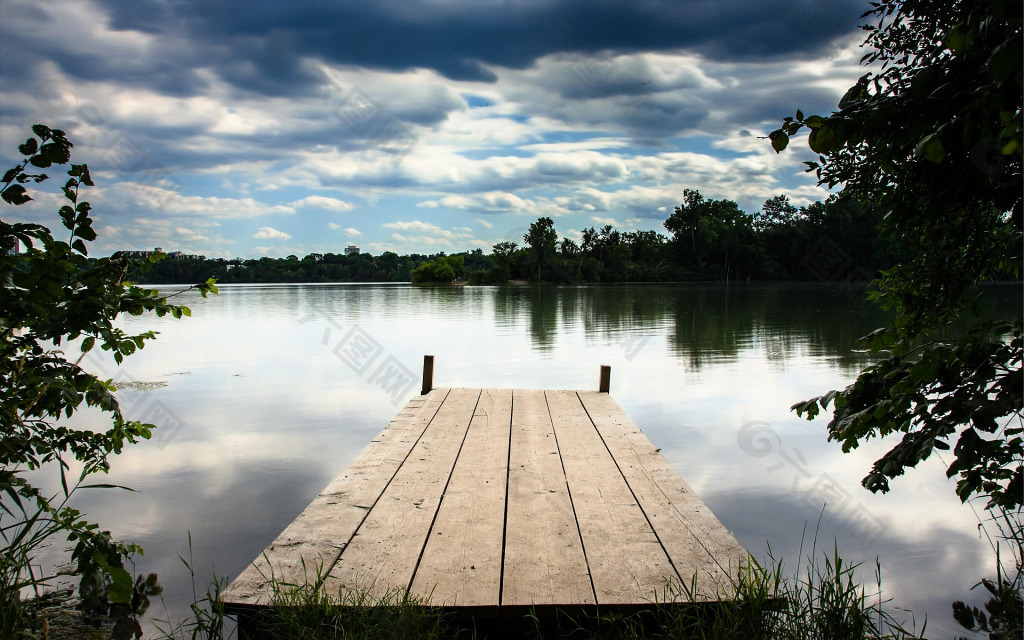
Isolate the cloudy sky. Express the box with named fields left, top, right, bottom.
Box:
left=0, top=0, right=872, bottom=259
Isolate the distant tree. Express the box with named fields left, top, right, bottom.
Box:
left=489, top=240, right=519, bottom=283
left=559, top=237, right=579, bottom=257
left=624, top=230, right=665, bottom=262
left=753, top=195, right=798, bottom=232
left=663, top=190, right=706, bottom=270
left=664, top=189, right=753, bottom=279
left=523, top=217, right=558, bottom=282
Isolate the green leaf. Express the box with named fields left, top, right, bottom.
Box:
left=808, top=125, right=837, bottom=153
left=769, top=129, right=789, bottom=153
left=804, top=115, right=825, bottom=128
left=28, top=154, right=52, bottom=169
left=915, top=133, right=945, bottom=163
left=80, top=483, right=137, bottom=491
left=796, top=109, right=804, bottom=121
left=70, top=163, right=94, bottom=186
left=81, top=337, right=95, bottom=353
left=988, top=37, right=1022, bottom=82
left=18, top=138, right=39, bottom=156
left=1, top=183, right=31, bottom=205
left=59, top=205, right=75, bottom=230
left=31, top=124, right=52, bottom=138
left=93, top=553, right=134, bottom=603
left=41, top=142, right=71, bottom=165
left=72, top=239, right=88, bottom=255
left=945, top=27, right=973, bottom=54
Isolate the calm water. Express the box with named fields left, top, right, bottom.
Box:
left=46, top=283, right=1020, bottom=637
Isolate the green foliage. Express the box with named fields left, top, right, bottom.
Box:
left=0, top=125, right=216, bottom=637
left=772, top=1, right=1022, bottom=635
left=794, top=319, right=1022, bottom=510
left=951, top=510, right=1023, bottom=640
left=953, top=578, right=1023, bottom=640
left=776, top=0, right=1023, bottom=510
left=410, top=254, right=465, bottom=283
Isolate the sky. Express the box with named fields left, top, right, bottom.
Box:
left=0, top=0, right=874, bottom=259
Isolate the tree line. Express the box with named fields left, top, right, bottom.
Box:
left=133, top=191, right=937, bottom=286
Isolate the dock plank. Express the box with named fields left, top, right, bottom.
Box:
left=221, top=390, right=449, bottom=606
left=222, top=385, right=750, bottom=613
left=577, top=391, right=747, bottom=599
left=410, top=389, right=512, bottom=606
left=325, top=388, right=481, bottom=599
left=546, top=390, right=680, bottom=604
left=502, top=389, right=593, bottom=606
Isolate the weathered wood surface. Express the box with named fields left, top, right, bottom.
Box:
left=501, top=388, right=593, bottom=606
left=221, top=388, right=747, bottom=611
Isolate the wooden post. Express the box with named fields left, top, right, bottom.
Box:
left=599, top=365, right=611, bottom=393
left=421, top=355, right=435, bottom=395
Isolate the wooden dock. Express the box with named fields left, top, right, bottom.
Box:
left=221, top=374, right=747, bottom=616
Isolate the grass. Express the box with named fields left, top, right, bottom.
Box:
left=512, top=544, right=923, bottom=640
left=11, top=522, right=933, bottom=640
left=142, top=540, right=924, bottom=640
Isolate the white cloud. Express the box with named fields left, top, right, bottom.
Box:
left=253, top=226, right=291, bottom=239
left=391, top=232, right=451, bottom=247
left=474, top=218, right=493, bottom=229
left=374, top=219, right=479, bottom=253
left=105, top=182, right=297, bottom=220
left=327, top=223, right=362, bottom=237
left=292, top=195, right=356, bottom=212
left=382, top=220, right=442, bottom=232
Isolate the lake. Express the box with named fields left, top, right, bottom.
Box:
left=50, top=282, right=1021, bottom=637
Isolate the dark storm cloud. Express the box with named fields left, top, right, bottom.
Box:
left=0, top=0, right=868, bottom=256
left=72, top=0, right=866, bottom=93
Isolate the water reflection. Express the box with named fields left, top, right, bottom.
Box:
left=486, top=283, right=893, bottom=372
left=52, top=282, right=1021, bottom=638
left=705, top=486, right=988, bottom=635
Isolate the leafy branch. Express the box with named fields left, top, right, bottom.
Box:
left=1, top=124, right=215, bottom=637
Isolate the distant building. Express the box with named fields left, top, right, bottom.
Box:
left=345, top=244, right=360, bottom=256
left=167, top=251, right=206, bottom=260
left=7, top=238, right=20, bottom=255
